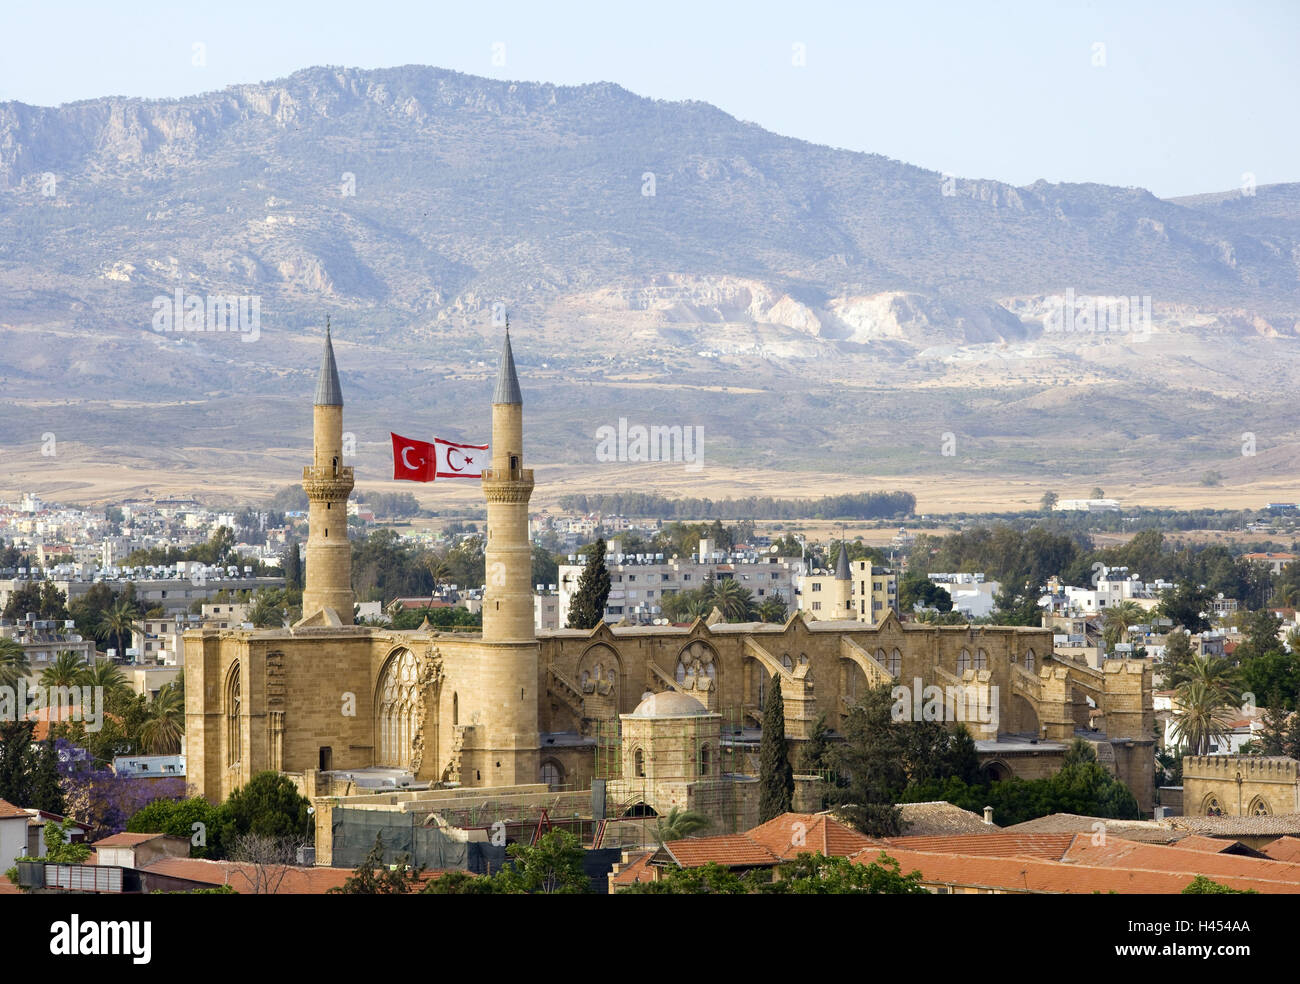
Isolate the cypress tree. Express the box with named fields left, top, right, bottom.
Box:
left=566, top=538, right=611, bottom=630
left=29, top=739, right=64, bottom=816
left=285, top=541, right=302, bottom=593
left=759, top=675, right=794, bottom=822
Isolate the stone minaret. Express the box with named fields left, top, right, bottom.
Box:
left=301, top=325, right=355, bottom=624
left=473, top=325, right=539, bottom=786
left=482, top=326, right=535, bottom=642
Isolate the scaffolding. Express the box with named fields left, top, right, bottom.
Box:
left=589, top=704, right=757, bottom=842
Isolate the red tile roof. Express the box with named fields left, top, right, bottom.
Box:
left=662, top=834, right=780, bottom=869
left=884, top=832, right=1076, bottom=861
left=93, top=832, right=168, bottom=848
left=610, top=851, right=655, bottom=886
left=1172, top=835, right=1240, bottom=854
left=140, top=857, right=355, bottom=894
left=1061, top=834, right=1300, bottom=885
left=1261, top=836, right=1300, bottom=863
left=0, top=799, right=29, bottom=820
left=856, top=846, right=1300, bottom=894
left=747, top=813, right=881, bottom=859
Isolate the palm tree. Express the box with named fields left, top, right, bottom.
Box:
left=40, top=650, right=87, bottom=689
left=80, top=658, right=130, bottom=701
left=248, top=590, right=286, bottom=628
left=655, top=807, right=711, bottom=845
left=707, top=578, right=755, bottom=622
left=98, top=599, right=140, bottom=659
left=1186, top=653, right=1238, bottom=697
left=1171, top=677, right=1237, bottom=756
left=1102, top=600, right=1144, bottom=650
left=683, top=595, right=714, bottom=620
left=756, top=596, right=789, bottom=624
left=138, top=683, right=184, bottom=754
left=0, top=637, right=30, bottom=690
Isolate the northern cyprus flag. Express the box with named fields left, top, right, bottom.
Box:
left=435, top=437, right=489, bottom=479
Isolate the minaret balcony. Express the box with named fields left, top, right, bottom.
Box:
left=302, top=464, right=355, bottom=500
left=482, top=467, right=534, bottom=503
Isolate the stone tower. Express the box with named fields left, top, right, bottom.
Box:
left=831, top=541, right=853, bottom=618
left=469, top=325, right=540, bottom=786
left=301, top=325, right=355, bottom=624
left=482, top=326, right=535, bottom=642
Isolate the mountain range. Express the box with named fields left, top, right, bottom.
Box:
left=1, top=65, right=1298, bottom=508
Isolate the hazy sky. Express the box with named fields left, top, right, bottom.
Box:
left=1, top=0, right=1295, bottom=198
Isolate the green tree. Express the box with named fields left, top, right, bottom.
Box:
left=0, top=638, right=31, bottom=691
left=830, top=686, right=905, bottom=836
left=1158, top=582, right=1212, bottom=634
left=42, top=817, right=92, bottom=864
left=1160, top=629, right=1195, bottom=688
left=222, top=771, right=311, bottom=842
left=328, top=834, right=423, bottom=894
left=98, top=598, right=140, bottom=659
left=771, top=852, right=927, bottom=895
left=127, top=797, right=226, bottom=859
left=29, top=739, right=64, bottom=815
left=759, top=675, right=794, bottom=822
left=1183, top=875, right=1256, bottom=894
left=493, top=829, right=591, bottom=894
left=284, top=541, right=302, bottom=593
left=1102, top=600, right=1144, bottom=651
left=566, top=539, right=611, bottom=630
left=706, top=577, right=755, bottom=622
left=138, top=683, right=185, bottom=755
left=1171, top=666, right=1237, bottom=756
left=39, top=651, right=87, bottom=689
left=655, top=807, right=711, bottom=844
left=421, top=870, right=497, bottom=894
left=618, top=861, right=750, bottom=894
left=899, top=573, right=952, bottom=614
left=80, top=659, right=130, bottom=702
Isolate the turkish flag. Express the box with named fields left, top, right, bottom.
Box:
left=391, top=433, right=438, bottom=482
left=435, top=437, right=489, bottom=479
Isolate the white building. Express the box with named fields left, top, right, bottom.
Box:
left=928, top=573, right=1000, bottom=618
left=1053, top=499, right=1121, bottom=512
left=556, top=537, right=799, bottom=626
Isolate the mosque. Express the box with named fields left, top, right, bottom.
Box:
left=183, top=329, right=1156, bottom=832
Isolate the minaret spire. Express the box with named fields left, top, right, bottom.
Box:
left=492, top=319, right=522, bottom=406
left=301, top=317, right=354, bottom=625
left=314, top=316, right=343, bottom=407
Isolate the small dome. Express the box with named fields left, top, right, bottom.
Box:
left=630, top=691, right=709, bottom=718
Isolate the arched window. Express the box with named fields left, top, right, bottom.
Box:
left=957, top=648, right=971, bottom=673
left=376, top=649, right=419, bottom=769
left=699, top=744, right=711, bottom=776
left=1025, top=648, right=1036, bottom=673
left=225, top=663, right=241, bottom=767
left=634, top=748, right=645, bottom=778
left=888, top=648, right=902, bottom=677
left=1249, top=797, right=1271, bottom=817
left=974, top=648, right=988, bottom=670
left=781, top=653, right=794, bottom=671
left=540, top=760, right=564, bottom=792
left=1204, top=795, right=1223, bottom=817
left=875, top=648, right=888, bottom=670
left=676, top=641, right=717, bottom=693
